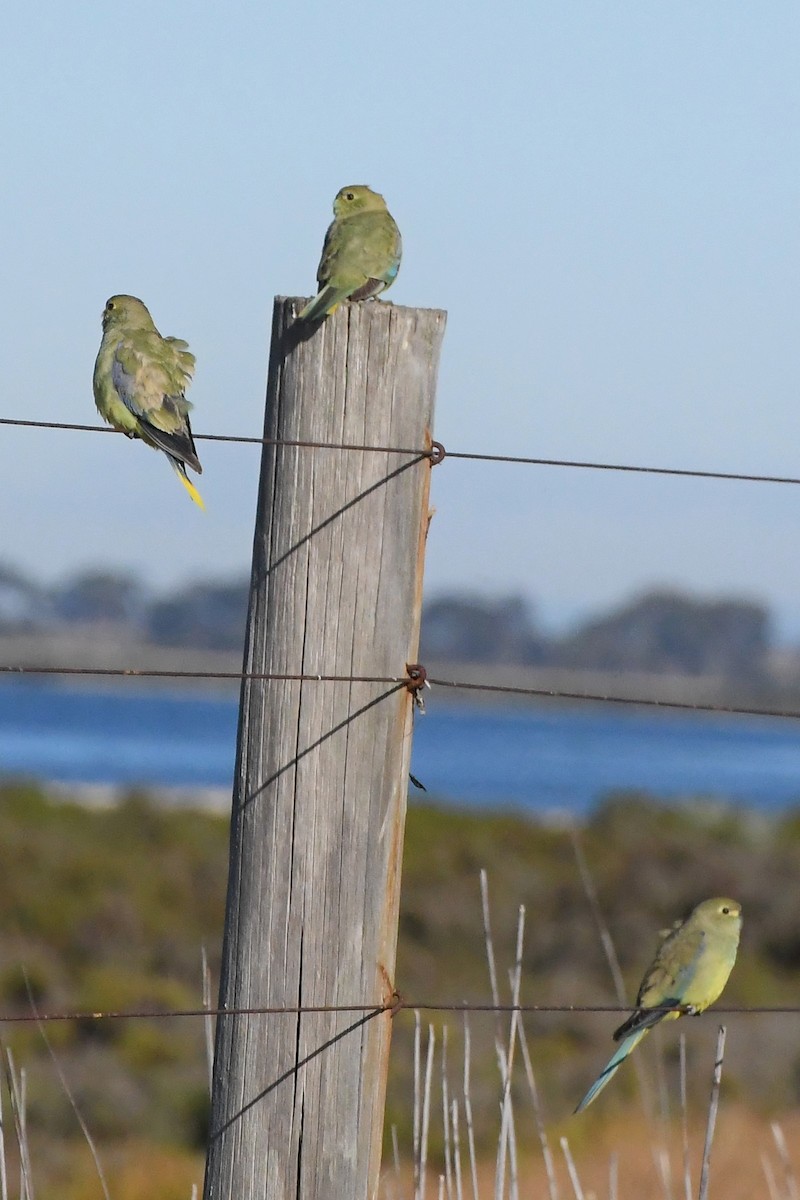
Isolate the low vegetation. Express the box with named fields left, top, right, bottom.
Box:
left=0, top=781, right=799, bottom=1194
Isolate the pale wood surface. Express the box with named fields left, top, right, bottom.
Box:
left=203, top=297, right=446, bottom=1199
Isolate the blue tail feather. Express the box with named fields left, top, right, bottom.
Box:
left=573, top=1028, right=648, bottom=1114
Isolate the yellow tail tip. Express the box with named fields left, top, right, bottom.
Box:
left=178, top=472, right=205, bottom=510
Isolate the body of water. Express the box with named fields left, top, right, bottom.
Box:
left=2, top=680, right=800, bottom=813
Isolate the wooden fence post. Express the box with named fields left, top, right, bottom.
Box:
left=203, top=297, right=447, bottom=1199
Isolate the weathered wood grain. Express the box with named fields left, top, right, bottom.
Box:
left=203, top=297, right=446, bottom=1200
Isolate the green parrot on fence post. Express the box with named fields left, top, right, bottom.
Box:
left=297, top=185, right=402, bottom=323
left=93, top=294, right=204, bottom=508
left=574, top=897, right=742, bottom=1114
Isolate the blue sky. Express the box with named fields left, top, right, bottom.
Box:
left=3, top=3, right=800, bottom=633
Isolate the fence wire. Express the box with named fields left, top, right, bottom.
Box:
left=2, top=663, right=800, bottom=722
left=0, top=1000, right=795, bottom=1024
left=2, top=414, right=800, bottom=485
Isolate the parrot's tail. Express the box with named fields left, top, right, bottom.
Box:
left=573, top=1028, right=648, bottom=1114
left=297, top=285, right=351, bottom=323
left=169, top=458, right=205, bottom=510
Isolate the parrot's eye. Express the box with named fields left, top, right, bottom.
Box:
left=721, top=906, right=730, bottom=914
left=106, top=301, right=115, bottom=310
left=345, top=192, right=355, bottom=201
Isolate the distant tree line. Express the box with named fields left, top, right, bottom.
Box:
left=0, top=564, right=249, bottom=651
left=422, top=590, right=771, bottom=678
left=0, top=562, right=771, bottom=677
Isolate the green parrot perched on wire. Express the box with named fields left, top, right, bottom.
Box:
left=297, top=185, right=402, bottom=323
left=574, top=897, right=742, bottom=1114
left=93, top=294, right=204, bottom=508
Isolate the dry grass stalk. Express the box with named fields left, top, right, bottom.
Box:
left=201, top=945, right=214, bottom=1096
left=651, top=1031, right=674, bottom=1200
left=516, top=1019, right=559, bottom=1200
left=608, top=1152, right=618, bottom=1200
left=569, top=826, right=658, bottom=1124
left=442, top=1026, right=453, bottom=1200
left=560, top=1135, right=586, bottom=1200
left=760, top=1151, right=780, bottom=1200
left=479, top=871, right=519, bottom=1200
left=0, top=1051, right=7, bottom=1200
left=416, top=1023, right=436, bottom=1200
left=679, top=1034, right=692, bottom=1200
left=414, top=1011, right=422, bottom=1195
left=24, top=975, right=110, bottom=1200
left=495, top=905, right=525, bottom=1200
left=462, top=1015, right=480, bottom=1200
left=655, top=1145, right=673, bottom=1200
left=451, top=1099, right=464, bottom=1200
left=568, top=828, right=626, bottom=1002
left=771, top=1121, right=799, bottom=1200
left=654, top=1029, right=671, bottom=1125
left=4, top=1051, right=33, bottom=1200
left=479, top=870, right=504, bottom=1062
left=393, top=1123, right=402, bottom=1190
left=697, top=1025, right=727, bottom=1200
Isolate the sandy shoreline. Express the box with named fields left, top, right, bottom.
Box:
left=38, top=779, right=233, bottom=812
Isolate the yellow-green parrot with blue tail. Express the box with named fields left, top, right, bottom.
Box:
left=93, top=294, right=204, bottom=508
left=297, top=185, right=402, bottom=323
left=574, top=897, right=741, bottom=1114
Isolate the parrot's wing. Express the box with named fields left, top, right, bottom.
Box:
left=111, top=334, right=201, bottom=473
left=613, top=926, right=706, bottom=1040
left=315, top=219, right=340, bottom=287
left=639, top=925, right=706, bottom=1004
left=162, top=336, right=196, bottom=381
left=112, top=332, right=194, bottom=418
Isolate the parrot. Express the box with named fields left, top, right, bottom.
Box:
left=296, top=185, right=402, bottom=323
left=574, top=896, right=742, bottom=1114
left=93, top=294, right=204, bottom=508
